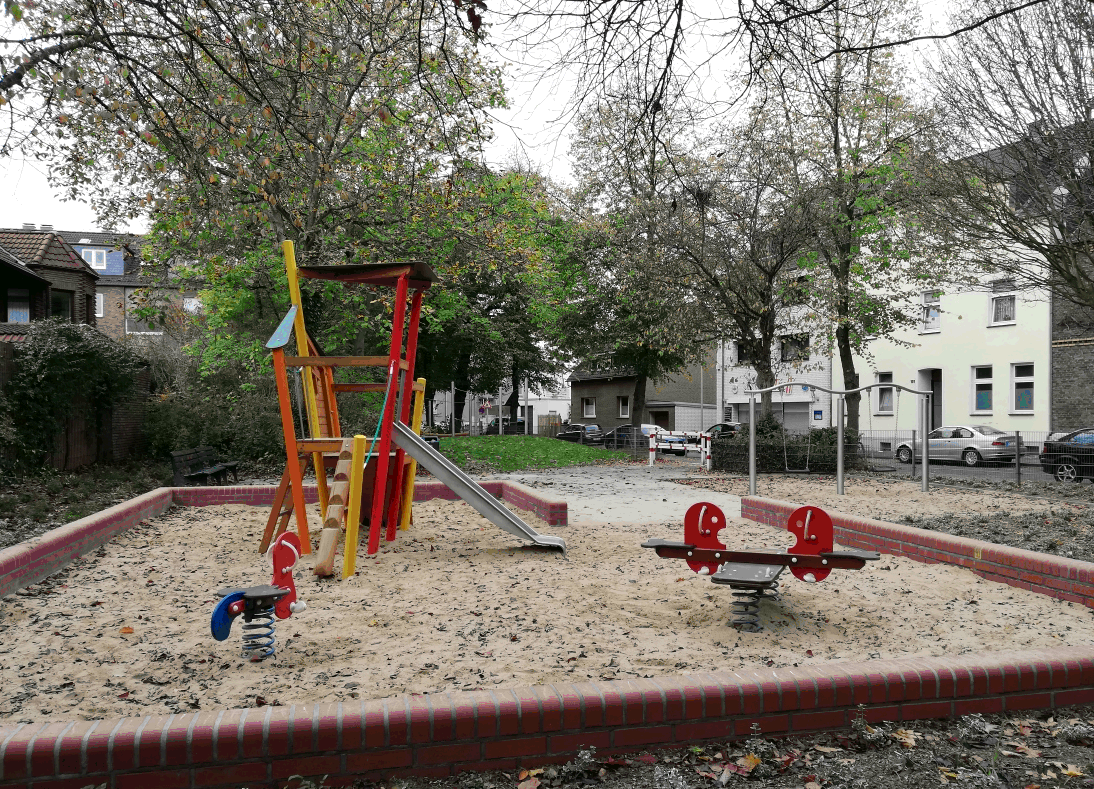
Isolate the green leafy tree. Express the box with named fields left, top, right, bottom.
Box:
left=761, top=0, right=959, bottom=429
left=562, top=82, right=705, bottom=424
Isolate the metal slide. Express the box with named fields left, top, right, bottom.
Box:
left=392, top=422, right=566, bottom=553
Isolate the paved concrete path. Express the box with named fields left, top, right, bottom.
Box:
left=488, top=462, right=743, bottom=525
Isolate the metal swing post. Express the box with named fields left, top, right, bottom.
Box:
left=748, top=394, right=757, bottom=495
left=921, top=392, right=930, bottom=492
left=836, top=393, right=845, bottom=495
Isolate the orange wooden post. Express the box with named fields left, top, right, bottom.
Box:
left=272, top=345, right=311, bottom=552
left=366, top=273, right=409, bottom=554
left=385, top=288, right=423, bottom=541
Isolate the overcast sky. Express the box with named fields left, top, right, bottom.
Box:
left=0, top=0, right=952, bottom=236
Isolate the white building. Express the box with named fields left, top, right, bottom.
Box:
left=715, top=334, right=835, bottom=432
left=835, top=276, right=1051, bottom=433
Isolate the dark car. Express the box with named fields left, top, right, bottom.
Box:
left=1040, top=428, right=1094, bottom=482
left=557, top=423, right=604, bottom=444
left=706, top=422, right=741, bottom=439
left=484, top=418, right=526, bottom=435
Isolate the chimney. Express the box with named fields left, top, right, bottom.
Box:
left=40, top=224, right=53, bottom=231
left=21, top=223, right=35, bottom=230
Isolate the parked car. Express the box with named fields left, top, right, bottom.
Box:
left=484, top=418, right=527, bottom=435
left=1039, top=428, right=1094, bottom=482
left=706, top=422, right=741, bottom=439
left=557, top=423, right=604, bottom=444
left=602, top=424, right=642, bottom=449
left=894, top=424, right=1023, bottom=467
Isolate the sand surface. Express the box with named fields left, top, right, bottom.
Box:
left=2, top=494, right=1092, bottom=723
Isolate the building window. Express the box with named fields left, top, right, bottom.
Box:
left=990, top=280, right=1016, bottom=325
left=5, top=288, right=30, bottom=322
left=1012, top=363, right=1034, bottom=411
left=876, top=372, right=893, bottom=413
left=780, top=334, right=809, bottom=362
left=618, top=395, right=630, bottom=418
left=736, top=342, right=750, bottom=366
left=81, top=248, right=107, bottom=270
left=51, top=290, right=73, bottom=322
left=973, top=365, right=992, bottom=412
left=921, top=290, right=941, bottom=332
left=582, top=397, right=596, bottom=418
left=94, top=293, right=104, bottom=318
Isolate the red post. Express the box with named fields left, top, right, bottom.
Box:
left=385, top=288, right=424, bottom=541
left=367, top=274, right=409, bottom=554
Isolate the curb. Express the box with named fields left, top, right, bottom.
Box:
left=2, top=650, right=1093, bottom=788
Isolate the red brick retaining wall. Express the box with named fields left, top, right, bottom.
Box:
left=2, top=649, right=1094, bottom=789
left=742, top=496, right=1094, bottom=607
left=4, top=491, right=1094, bottom=787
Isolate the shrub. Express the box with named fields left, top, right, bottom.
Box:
left=2, top=320, right=142, bottom=467
left=711, top=415, right=867, bottom=473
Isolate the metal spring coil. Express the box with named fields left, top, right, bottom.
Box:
left=241, top=607, right=277, bottom=662
left=729, top=582, right=780, bottom=632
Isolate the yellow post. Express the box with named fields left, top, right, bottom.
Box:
left=341, top=434, right=367, bottom=579
left=282, top=240, right=329, bottom=516
left=398, top=379, right=427, bottom=531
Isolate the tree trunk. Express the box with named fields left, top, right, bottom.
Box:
left=504, top=362, right=521, bottom=432
left=632, top=372, right=648, bottom=428
left=453, top=353, right=471, bottom=433
left=754, top=361, right=776, bottom=419
left=836, top=321, right=860, bottom=432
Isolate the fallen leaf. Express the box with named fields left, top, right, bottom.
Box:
left=805, top=783, right=821, bottom=789
left=805, top=649, right=814, bottom=657
left=1063, top=765, right=1085, bottom=777
left=632, top=755, right=657, bottom=765
left=813, top=745, right=841, bottom=753
left=734, top=753, right=761, bottom=773
left=675, top=577, right=688, bottom=582
left=117, top=692, right=129, bottom=699
left=891, top=729, right=917, bottom=747
left=119, top=626, right=134, bottom=634
left=517, top=778, right=539, bottom=789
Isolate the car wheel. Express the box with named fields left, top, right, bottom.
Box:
left=962, top=449, right=981, bottom=467
left=1055, top=461, right=1081, bottom=482
left=896, top=446, right=912, bottom=464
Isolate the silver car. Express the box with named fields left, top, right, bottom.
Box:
left=895, top=425, right=1025, bottom=467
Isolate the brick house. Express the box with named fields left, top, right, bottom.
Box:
left=0, top=227, right=99, bottom=335
left=1050, top=293, right=1094, bottom=430
left=568, top=347, right=719, bottom=433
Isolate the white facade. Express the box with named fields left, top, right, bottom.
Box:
left=835, top=279, right=1051, bottom=432
left=428, top=381, right=571, bottom=434
left=715, top=337, right=835, bottom=431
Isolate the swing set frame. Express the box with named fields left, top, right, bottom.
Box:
left=744, top=380, right=933, bottom=496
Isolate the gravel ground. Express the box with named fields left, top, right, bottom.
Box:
left=343, top=706, right=1094, bottom=789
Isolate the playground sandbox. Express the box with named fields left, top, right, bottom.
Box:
left=2, top=496, right=1092, bottom=724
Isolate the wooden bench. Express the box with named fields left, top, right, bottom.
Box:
left=170, top=446, right=240, bottom=487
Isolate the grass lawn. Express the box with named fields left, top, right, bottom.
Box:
left=436, top=435, right=628, bottom=473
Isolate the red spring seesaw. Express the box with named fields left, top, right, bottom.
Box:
left=642, top=502, right=881, bottom=630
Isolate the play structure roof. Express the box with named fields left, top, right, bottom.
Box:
left=297, top=261, right=437, bottom=288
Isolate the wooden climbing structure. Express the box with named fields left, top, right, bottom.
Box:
left=258, top=241, right=436, bottom=578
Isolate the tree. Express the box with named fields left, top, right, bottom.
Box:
left=663, top=108, right=819, bottom=417
left=759, top=0, right=959, bottom=430
left=559, top=81, right=705, bottom=423
left=931, top=0, right=1094, bottom=314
